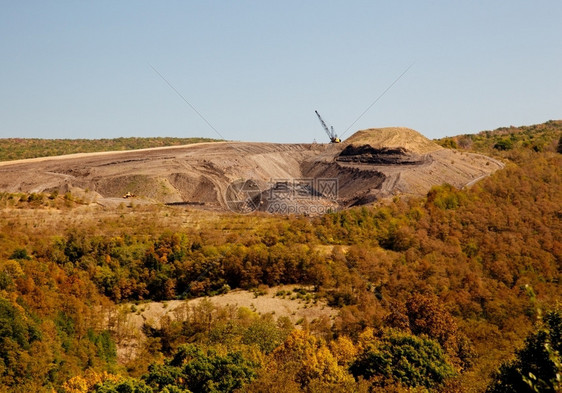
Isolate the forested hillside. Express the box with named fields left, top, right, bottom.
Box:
left=0, top=137, right=221, bottom=161
left=0, top=121, right=560, bottom=392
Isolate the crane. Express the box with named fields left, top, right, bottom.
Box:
left=315, top=110, right=341, bottom=143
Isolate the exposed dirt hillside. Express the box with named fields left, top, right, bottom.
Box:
left=0, top=129, right=503, bottom=212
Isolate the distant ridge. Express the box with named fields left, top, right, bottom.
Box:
left=0, top=137, right=222, bottom=162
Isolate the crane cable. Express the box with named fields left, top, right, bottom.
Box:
left=339, top=62, right=415, bottom=140
left=150, top=64, right=227, bottom=141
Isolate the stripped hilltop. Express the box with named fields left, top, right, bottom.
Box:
left=0, top=128, right=502, bottom=212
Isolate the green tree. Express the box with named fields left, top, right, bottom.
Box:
left=144, top=344, right=258, bottom=393
left=486, top=310, right=561, bottom=393
left=9, top=249, right=31, bottom=260
left=87, top=330, right=117, bottom=365
left=350, top=329, right=455, bottom=389
left=440, top=138, right=458, bottom=149
left=0, top=297, right=42, bottom=386
left=494, top=139, right=514, bottom=150
left=241, top=314, right=288, bottom=353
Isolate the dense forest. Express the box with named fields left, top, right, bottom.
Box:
left=0, top=137, right=221, bottom=161
left=0, top=121, right=561, bottom=392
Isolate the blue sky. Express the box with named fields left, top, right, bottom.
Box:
left=1, top=1, right=561, bottom=142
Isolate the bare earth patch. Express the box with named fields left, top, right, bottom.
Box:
left=112, top=286, right=336, bottom=363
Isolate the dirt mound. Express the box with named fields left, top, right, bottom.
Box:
left=344, top=127, right=443, bottom=154
left=0, top=133, right=503, bottom=212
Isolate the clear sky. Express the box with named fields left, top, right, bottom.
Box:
left=1, top=1, right=561, bottom=142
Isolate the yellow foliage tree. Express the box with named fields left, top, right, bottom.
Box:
left=357, top=327, right=377, bottom=350
left=272, top=330, right=354, bottom=387
left=62, top=369, right=120, bottom=393
left=329, top=336, right=357, bottom=366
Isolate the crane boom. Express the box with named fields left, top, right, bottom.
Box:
left=315, top=110, right=341, bottom=143
left=315, top=110, right=330, bottom=136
